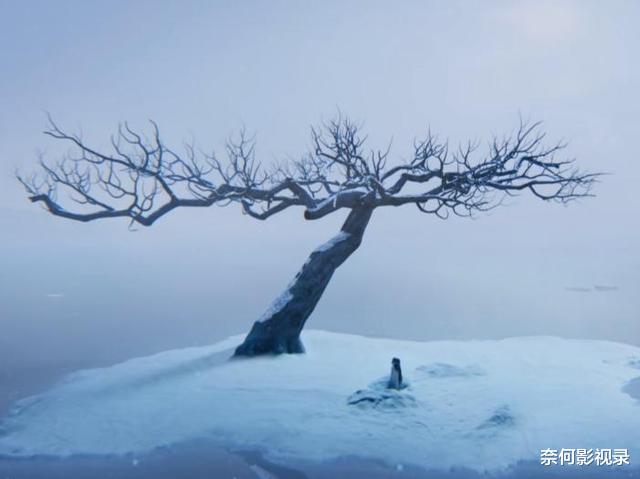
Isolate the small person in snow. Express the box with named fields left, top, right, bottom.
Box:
left=388, top=357, right=403, bottom=390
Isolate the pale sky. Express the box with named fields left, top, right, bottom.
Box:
left=0, top=1, right=638, bottom=379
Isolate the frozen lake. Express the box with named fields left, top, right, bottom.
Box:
left=1, top=332, right=639, bottom=478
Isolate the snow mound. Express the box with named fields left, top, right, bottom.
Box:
left=347, top=378, right=416, bottom=410
left=1, top=330, right=639, bottom=473
left=416, top=362, right=486, bottom=378
left=477, top=405, right=516, bottom=430
left=347, top=388, right=418, bottom=409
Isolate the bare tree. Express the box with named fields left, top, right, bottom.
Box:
left=18, top=115, right=598, bottom=356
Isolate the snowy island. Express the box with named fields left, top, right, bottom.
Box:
left=1, top=331, right=639, bottom=475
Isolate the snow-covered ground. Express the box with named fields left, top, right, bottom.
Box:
left=0, top=330, right=639, bottom=474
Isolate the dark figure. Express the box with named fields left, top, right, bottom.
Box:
left=388, top=357, right=403, bottom=390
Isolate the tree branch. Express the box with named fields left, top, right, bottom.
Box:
left=18, top=115, right=600, bottom=226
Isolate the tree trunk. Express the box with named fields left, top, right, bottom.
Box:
left=234, top=206, right=374, bottom=356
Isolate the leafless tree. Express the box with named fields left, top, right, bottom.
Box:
left=18, top=115, right=598, bottom=356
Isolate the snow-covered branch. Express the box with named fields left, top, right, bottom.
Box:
left=19, top=115, right=599, bottom=226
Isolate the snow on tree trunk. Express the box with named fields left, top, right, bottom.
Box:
left=234, top=206, right=374, bottom=356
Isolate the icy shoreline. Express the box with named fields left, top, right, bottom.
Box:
left=1, top=331, right=639, bottom=473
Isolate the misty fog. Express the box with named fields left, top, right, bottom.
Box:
left=1, top=0, right=638, bottom=413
